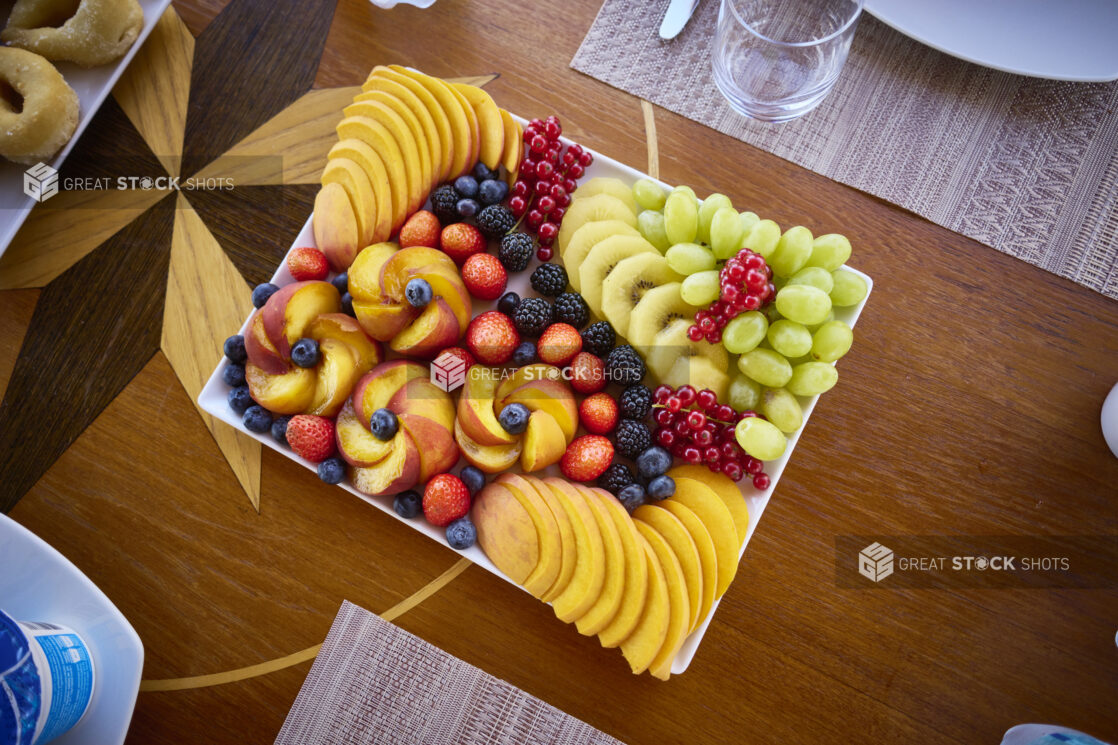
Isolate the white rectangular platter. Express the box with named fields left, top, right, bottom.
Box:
left=198, top=138, right=871, bottom=674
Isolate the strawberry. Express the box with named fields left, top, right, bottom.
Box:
left=286, top=415, right=336, bottom=463
left=435, top=346, right=475, bottom=370
left=466, top=311, right=519, bottom=365
left=537, top=323, right=582, bottom=366
left=560, top=435, right=614, bottom=482
left=568, top=352, right=605, bottom=394
left=399, top=210, right=441, bottom=249
left=460, top=253, right=508, bottom=300
left=439, top=223, right=486, bottom=265
left=423, top=474, right=471, bottom=527
left=579, top=393, right=619, bottom=435
left=287, top=247, right=329, bottom=281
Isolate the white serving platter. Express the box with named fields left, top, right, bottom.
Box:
left=198, top=139, right=871, bottom=674
left=0, top=513, right=144, bottom=745
left=0, top=0, right=175, bottom=259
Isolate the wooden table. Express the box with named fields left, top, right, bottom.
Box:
left=2, top=0, right=1117, bottom=742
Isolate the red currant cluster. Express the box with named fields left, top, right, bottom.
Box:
left=688, top=248, right=776, bottom=343
left=651, top=384, right=770, bottom=489
left=508, top=115, right=593, bottom=262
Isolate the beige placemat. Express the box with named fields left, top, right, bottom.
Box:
left=571, top=1, right=1118, bottom=300
left=275, top=601, right=625, bottom=745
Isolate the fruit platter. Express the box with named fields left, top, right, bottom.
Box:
left=198, top=66, right=872, bottom=678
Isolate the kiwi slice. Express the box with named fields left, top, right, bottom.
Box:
left=601, top=253, right=683, bottom=340
left=578, top=235, right=658, bottom=322
left=561, top=220, right=641, bottom=291
left=557, top=193, right=638, bottom=257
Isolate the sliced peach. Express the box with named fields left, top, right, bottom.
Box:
left=352, top=360, right=426, bottom=424
left=307, top=313, right=383, bottom=371
left=328, top=140, right=393, bottom=245
left=499, top=109, right=522, bottom=185
left=358, top=76, right=444, bottom=189
left=322, top=157, right=378, bottom=249
left=336, top=115, right=410, bottom=232
left=542, top=477, right=606, bottom=623
left=454, top=418, right=521, bottom=473
left=335, top=399, right=393, bottom=467
left=261, top=281, right=341, bottom=359
left=379, top=246, right=457, bottom=299
left=495, top=474, right=561, bottom=598
left=367, top=66, right=454, bottom=183
left=388, top=377, right=456, bottom=429
left=452, top=83, right=503, bottom=170
left=520, top=411, right=567, bottom=472
left=312, top=183, right=360, bottom=272
left=348, top=242, right=398, bottom=303
left=457, top=365, right=516, bottom=446
left=245, top=362, right=315, bottom=415
left=306, top=338, right=360, bottom=417
left=344, top=97, right=432, bottom=200
left=421, top=268, right=472, bottom=333
left=494, top=364, right=564, bottom=402
left=471, top=483, right=539, bottom=585
left=499, top=379, right=578, bottom=443
left=398, top=412, right=458, bottom=484
left=244, top=312, right=286, bottom=375
left=389, top=298, right=461, bottom=359
left=349, top=431, right=421, bottom=497
left=353, top=299, right=417, bottom=342
left=447, top=84, right=480, bottom=177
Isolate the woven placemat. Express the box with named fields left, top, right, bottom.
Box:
left=571, top=1, right=1118, bottom=300
left=274, top=601, right=624, bottom=745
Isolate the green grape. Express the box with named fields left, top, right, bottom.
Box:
left=811, top=321, right=853, bottom=362
left=737, top=348, right=792, bottom=388
left=632, top=178, right=668, bottom=211
left=788, top=266, right=834, bottom=294
left=637, top=210, right=671, bottom=252
left=728, top=373, right=762, bottom=411
left=664, top=188, right=699, bottom=244
left=774, top=284, right=832, bottom=325
left=710, top=206, right=745, bottom=259
left=665, top=242, right=715, bottom=275
left=743, top=218, right=781, bottom=259
left=806, top=233, right=852, bottom=271
left=787, top=361, right=838, bottom=396
left=680, top=270, right=721, bottom=306
left=761, top=387, right=803, bottom=434
left=739, top=211, right=760, bottom=236
left=806, top=311, right=835, bottom=333
left=766, top=319, right=812, bottom=358
left=697, top=193, right=733, bottom=244
left=674, top=185, right=697, bottom=199
left=768, top=225, right=813, bottom=278
left=722, top=311, right=768, bottom=354
left=735, top=417, right=787, bottom=461
left=830, top=269, right=868, bottom=306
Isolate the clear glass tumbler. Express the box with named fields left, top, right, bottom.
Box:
left=711, top=0, right=863, bottom=122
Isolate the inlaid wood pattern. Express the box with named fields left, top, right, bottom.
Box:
left=0, top=290, right=40, bottom=400
left=163, top=195, right=260, bottom=510
left=114, top=5, right=196, bottom=177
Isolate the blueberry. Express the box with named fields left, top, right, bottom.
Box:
left=617, top=483, right=646, bottom=513
left=394, top=490, right=422, bottom=519
left=456, top=198, right=480, bottom=218
left=370, top=408, right=398, bottom=441
left=223, top=334, right=247, bottom=363
left=478, top=179, right=508, bottom=206
left=511, top=341, right=537, bottom=367
left=331, top=272, right=349, bottom=295
left=647, top=475, right=676, bottom=500
left=222, top=363, right=246, bottom=387
left=460, top=466, right=485, bottom=496
left=252, top=282, right=278, bottom=308
left=341, top=291, right=355, bottom=317
left=473, top=162, right=498, bottom=181
left=497, top=291, right=520, bottom=315
left=291, top=337, right=320, bottom=368
left=405, top=278, right=433, bottom=308
left=636, top=446, right=672, bottom=480
left=271, top=415, right=291, bottom=445
left=317, top=457, right=346, bottom=485
left=243, top=404, right=272, bottom=434
left=446, top=517, right=477, bottom=550
left=498, top=402, right=530, bottom=435
left=228, top=385, right=253, bottom=415
left=454, top=174, right=479, bottom=198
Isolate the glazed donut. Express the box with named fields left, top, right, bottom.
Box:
left=0, top=47, right=78, bottom=165
left=2, top=0, right=144, bottom=67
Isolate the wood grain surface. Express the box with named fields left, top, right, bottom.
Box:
left=2, top=0, right=1116, bottom=743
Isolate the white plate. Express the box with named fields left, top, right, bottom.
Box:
left=0, top=0, right=175, bottom=259
left=0, top=514, right=143, bottom=745
left=865, top=0, right=1118, bottom=81
left=198, top=142, right=871, bottom=673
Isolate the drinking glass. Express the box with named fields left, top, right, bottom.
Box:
left=711, top=0, right=863, bottom=122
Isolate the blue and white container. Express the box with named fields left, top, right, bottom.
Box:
left=0, top=609, right=95, bottom=745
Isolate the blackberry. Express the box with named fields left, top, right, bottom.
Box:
left=581, top=321, right=615, bottom=358
left=530, top=263, right=568, bottom=296
left=512, top=297, right=552, bottom=337
left=597, top=462, right=635, bottom=496
left=553, top=292, right=589, bottom=329
left=605, top=345, right=646, bottom=386
left=476, top=204, right=516, bottom=239
left=498, top=232, right=534, bottom=272
left=614, top=419, right=652, bottom=460
left=430, top=184, right=459, bottom=224
left=619, top=384, right=653, bottom=420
